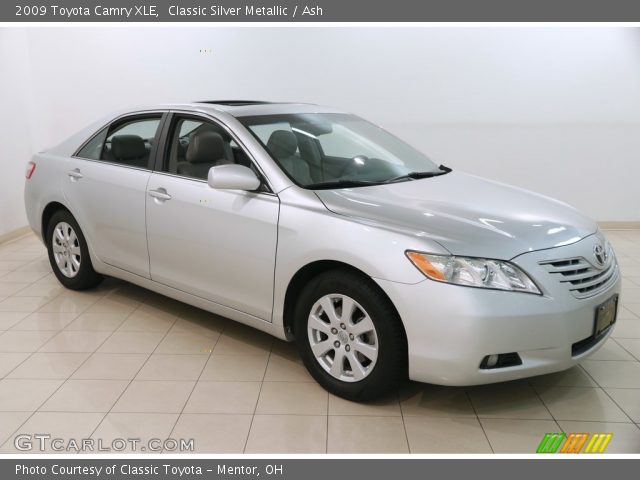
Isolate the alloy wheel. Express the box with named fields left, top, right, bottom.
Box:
left=51, top=221, right=81, bottom=278
left=307, top=293, right=379, bottom=382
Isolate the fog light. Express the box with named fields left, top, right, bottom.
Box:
left=486, top=354, right=499, bottom=368
left=480, top=352, right=523, bottom=370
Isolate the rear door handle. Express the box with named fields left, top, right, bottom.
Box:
left=148, top=188, right=172, bottom=201
left=67, top=169, right=83, bottom=180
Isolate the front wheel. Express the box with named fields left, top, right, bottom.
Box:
left=294, top=270, right=407, bottom=401
left=46, top=210, right=103, bottom=290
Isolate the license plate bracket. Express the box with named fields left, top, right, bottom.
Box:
left=594, top=294, right=618, bottom=338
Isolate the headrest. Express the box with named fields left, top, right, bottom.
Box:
left=111, top=135, right=146, bottom=160
left=186, top=131, right=225, bottom=164
left=267, top=130, right=298, bottom=158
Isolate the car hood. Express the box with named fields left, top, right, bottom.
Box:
left=314, top=171, right=597, bottom=260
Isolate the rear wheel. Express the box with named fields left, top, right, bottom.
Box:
left=294, top=269, right=406, bottom=401
left=46, top=210, right=103, bottom=290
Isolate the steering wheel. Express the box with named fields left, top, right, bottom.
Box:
left=341, top=155, right=369, bottom=177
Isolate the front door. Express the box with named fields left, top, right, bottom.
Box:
left=145, top=113, right=279, bottom=320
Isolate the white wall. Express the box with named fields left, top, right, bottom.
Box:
left=0, top=29, right=38, bottom=237
left=2, top=27, right=640, bottom=236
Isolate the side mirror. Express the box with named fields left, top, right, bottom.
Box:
left=207, top=164, right=261, bottom=191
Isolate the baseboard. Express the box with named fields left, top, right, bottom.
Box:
left=0, top=226, right=31, bottom=245
left=598, top=221, right=640, bottom=230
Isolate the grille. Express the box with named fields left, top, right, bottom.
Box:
left=539, top=245, right=618, bottom=299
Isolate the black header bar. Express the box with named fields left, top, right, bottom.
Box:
left=4, top=0, right=640, bottom=22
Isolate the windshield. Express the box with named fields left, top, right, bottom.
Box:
left=238, top=113, right=441, bottom=188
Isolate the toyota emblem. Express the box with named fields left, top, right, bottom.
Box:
left=593, top=244, right=608, bottom=267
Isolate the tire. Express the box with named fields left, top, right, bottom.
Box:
left=294, top=269, right=407, bottom=401
left=46, top=210, right=103, bottom=290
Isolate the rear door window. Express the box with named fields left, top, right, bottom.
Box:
left=77, top=115, right=162, bottom=169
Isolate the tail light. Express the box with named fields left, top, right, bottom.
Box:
left=25, top=161, right=36, bottom=179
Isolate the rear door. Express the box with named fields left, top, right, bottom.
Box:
left=63, top=113, right=165, bottom=278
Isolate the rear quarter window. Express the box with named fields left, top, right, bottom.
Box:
left=76, top=127, right=108, bottom=160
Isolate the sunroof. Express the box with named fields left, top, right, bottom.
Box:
left=194, top=100, right=273, bottom=106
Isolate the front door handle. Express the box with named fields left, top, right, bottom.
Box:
left=67, top=169, right=83, bottom=181
left=148, top=188, right=172, bottom=201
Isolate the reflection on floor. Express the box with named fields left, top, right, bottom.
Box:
left=0, top=231, right=639, bottom=453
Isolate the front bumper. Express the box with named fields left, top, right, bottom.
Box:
left=375, top=233, right=621, bottom=386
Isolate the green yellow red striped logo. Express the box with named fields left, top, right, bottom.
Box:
left=536, top=433, right=613, bottom=453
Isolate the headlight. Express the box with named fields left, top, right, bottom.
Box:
left=406, top=251, right=541, bottom=295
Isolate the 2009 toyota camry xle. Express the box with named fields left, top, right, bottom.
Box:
left=24, top=101, right=620, bottom=401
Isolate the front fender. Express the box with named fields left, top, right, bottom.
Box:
left=271, top=187, right=446, bottom=328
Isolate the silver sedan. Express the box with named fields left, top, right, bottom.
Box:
left=24, top=101, right=620, bottom=401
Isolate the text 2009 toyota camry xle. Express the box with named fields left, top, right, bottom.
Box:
left=24, top=101, right=620, bottom=401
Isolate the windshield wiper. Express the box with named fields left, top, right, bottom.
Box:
left=384, top=164, right=452, bottom=184
left=304, top=165, right=452, bottom=190
left=304, top=179, right=384, bottom=190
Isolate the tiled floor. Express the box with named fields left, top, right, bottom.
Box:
left=0, top=231, right=639, bottom=454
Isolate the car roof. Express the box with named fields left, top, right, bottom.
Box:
left=138, top=101, right=346, bottom=117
